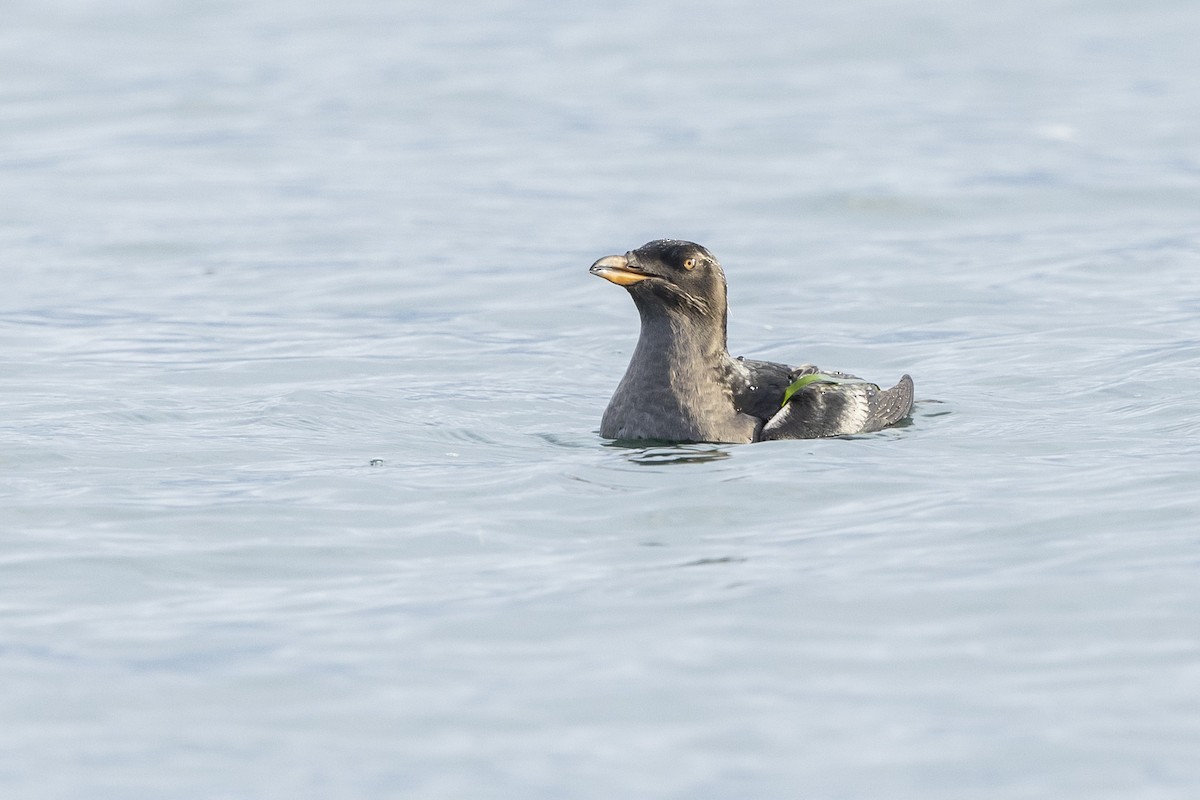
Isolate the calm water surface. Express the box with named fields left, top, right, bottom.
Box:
left=3, top=1, right=1199, bottom=798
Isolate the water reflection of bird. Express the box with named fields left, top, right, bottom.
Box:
left=590, top=239, right=914, bottom=443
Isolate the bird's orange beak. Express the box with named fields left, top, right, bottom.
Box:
left=589, top=254, right=652, bottom=286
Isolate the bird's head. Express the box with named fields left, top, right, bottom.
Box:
left=589, top=239, right=727, bottom=322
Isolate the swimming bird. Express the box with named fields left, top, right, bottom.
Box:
left=590, top=239, right=914, bottom=443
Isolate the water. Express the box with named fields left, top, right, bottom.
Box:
left=3, top=1, right=1199, bottom=797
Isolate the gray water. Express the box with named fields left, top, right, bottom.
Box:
left=3, top=1, right=1199, bottom=797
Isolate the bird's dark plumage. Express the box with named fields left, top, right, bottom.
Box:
left=590, top=239, right=914, bottom=443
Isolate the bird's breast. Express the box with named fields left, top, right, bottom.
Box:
left=600, top=362, right=757, bottom=444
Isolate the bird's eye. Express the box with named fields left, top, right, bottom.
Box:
left=683, top=258, right=697, bottom=270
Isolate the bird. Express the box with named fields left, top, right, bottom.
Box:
left=589, top=239, right=914, bottom=443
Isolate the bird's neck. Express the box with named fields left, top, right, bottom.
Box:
left=624, top=308, right=735, bottom=412
left=634, top=307, right=728, bottom=368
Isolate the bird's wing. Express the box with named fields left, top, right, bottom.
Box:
left=758, top=374, right=914, bottom=440
left=727, top=357, right=803, bottom=422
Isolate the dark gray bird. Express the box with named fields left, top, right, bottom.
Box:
left=590, top=239, right=914, bottom=443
